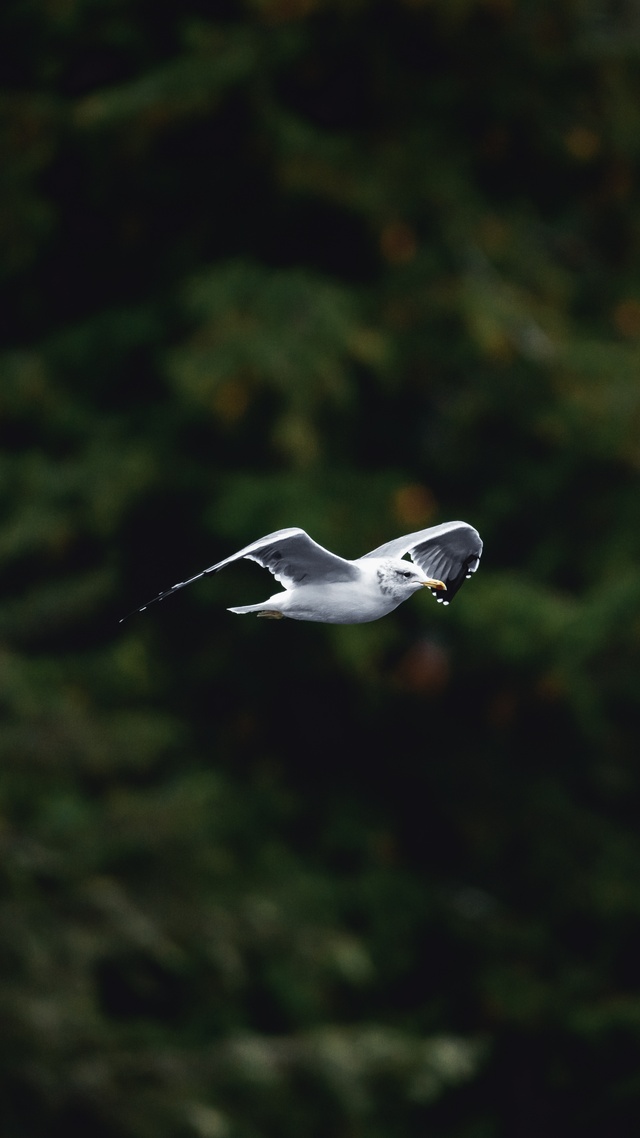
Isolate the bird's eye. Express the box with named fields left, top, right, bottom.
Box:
left=402, top=570, right=412, bottom=578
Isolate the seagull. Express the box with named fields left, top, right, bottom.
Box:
left=123, top=521, right=482, bottom=624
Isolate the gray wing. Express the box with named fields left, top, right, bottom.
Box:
left=209, top=528, right=359, bottom=588
left=122, top=527, right=358, bottom=619
left=363, top=520, right=483, bottom=605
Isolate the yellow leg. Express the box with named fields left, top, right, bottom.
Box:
left=257, top=609, right=284, bottom=619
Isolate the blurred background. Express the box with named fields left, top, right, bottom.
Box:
left=3, top=1, right=640, bottom=1135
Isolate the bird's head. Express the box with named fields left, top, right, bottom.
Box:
left=377, top=559, right=446, bottom=601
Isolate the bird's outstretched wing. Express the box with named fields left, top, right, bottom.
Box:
left=121, top=527, right=359, bottom=620
left=362, top=520, right=483, bottom=605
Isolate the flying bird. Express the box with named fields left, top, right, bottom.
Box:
left=123, top=521, right=482, bottom=624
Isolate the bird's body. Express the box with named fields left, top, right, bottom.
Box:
left=125, top=521, right=482, bottom=625
left=229, top=558, right=435, bottom=623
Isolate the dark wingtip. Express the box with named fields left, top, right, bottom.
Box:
left=119, top=603, right=149, bottom=624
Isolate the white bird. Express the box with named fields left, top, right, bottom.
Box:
left=124, top=521, right=482, bottom=624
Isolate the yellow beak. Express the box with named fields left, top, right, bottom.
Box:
left=422, top=578, right=446, bottom=590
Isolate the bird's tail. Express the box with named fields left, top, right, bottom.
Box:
left=227, top=603, right=283, bottom=618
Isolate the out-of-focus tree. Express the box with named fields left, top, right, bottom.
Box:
left=2, top=2, right=640, bottom=1135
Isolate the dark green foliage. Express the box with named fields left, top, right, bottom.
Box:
left=3, top=1, right=640, bottom=1135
